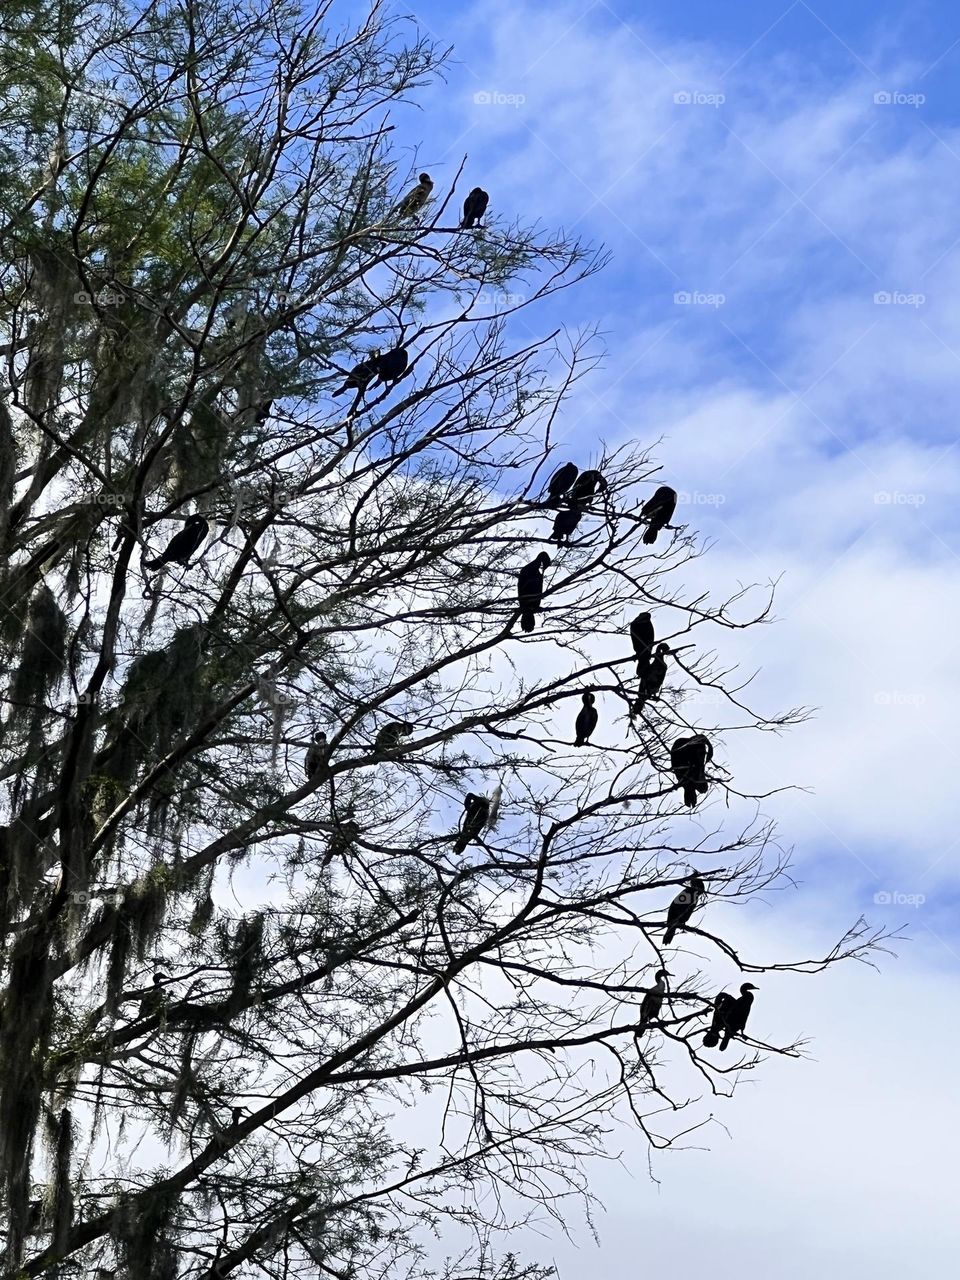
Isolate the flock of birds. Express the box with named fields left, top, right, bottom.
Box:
left=132, top=173, right=756, bottom=1055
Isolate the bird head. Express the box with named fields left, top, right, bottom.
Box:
left=313, top=730, right=327, bottom=743
left=418, top=172, right=432, bottom=184
left=655, top=968, right=671, bottom=981
left=741, top=983, right=758, bottom=993
left=582, top=691, right=595, bottom=705
left=152, top=972, right=167, bottom=986
left=656, top=643, right=670, bottom=654
left=186, top=513, right=204, bottom=525
left=537, top=552, right=551, bottom=569
left=634, top=611, right=651, bottom=623
left=398, top=721, right=413, bottom=733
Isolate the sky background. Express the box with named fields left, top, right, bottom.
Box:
left=378, top=1, right=960, bottom=1273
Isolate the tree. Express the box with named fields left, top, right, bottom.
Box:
left=0, top=2, right=889, bottom=1277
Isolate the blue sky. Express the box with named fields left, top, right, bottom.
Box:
left=375, top=1, right=960, bottom=1274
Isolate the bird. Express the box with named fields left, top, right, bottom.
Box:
left=637, top=968, right=670, bottom=1033
left=662, top=873, right=706, bottom=946
left=370, top=346, right=408, bottom=387
left=632, top=643, right=669, bottom=713
left=542, top=461, right=579, bottom=506
left=630, top=612, right=655, bottom=674
left=574, top=691, right=598, bottom=746
left=702, top=982, right=758, bottom=1050
left=550, top=507, right=582, bottom=544
left=138, top=972, right=167, bottom=1018
left=394, top=172, right=433, bottom=219
left=461, top=187, right=489, bottom=228
left=516, top=552, right=550, bottom=633
left=670, top=734, right=713, bottom=808
left=304, top=731, right=327, bottom=780
left=640, top=485, right=677, bottom=545
left=568, top=469, right=607, bottom=508
left=374, top=721, right=413, bottom=754
left=332, top=352, right=380, bottom=397
left=454, top=792, right=490, bottom=853
left=324, top=817, right=360, bottom=865
left=144, top=514, right=209, bottom=569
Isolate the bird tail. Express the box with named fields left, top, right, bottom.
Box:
left=642, top=526, right=658, bottom=545
left=702, top=1029, right=720, bottom=1048
left=683, top=783, right=697, bottom=808
left=719, top=1031, right=732, bottom=1051
left=144, top=557, right=163, bottom=569
left=663, top=926, right=676, bottom=946
left=332, top=384, right=348, bottom=396
left=697, top=780, right=708, bottom=795
left=520, top=611, right=535, bottom=633
left=453, top=835, right=467, bottom=854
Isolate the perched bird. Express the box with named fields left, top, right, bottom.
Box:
left=324, top=817, right=360, bottom=865
left=138, top=972, right=167, bottom=1018
left=332, top=352, right=380, bottom=397
left=550, top=507, right=582, bottom=544
left=371, top=346, right=408, bottom=387
left=461, top=187, right=489, bottom=228
left=374, top=721, right=414, bottom=753
left=568, top=468, right=607, bottom=508
left=516, top=552, right=550, bottom=633
left=144, top=514, right=209, bottom=569
left=304, top=731, right=328, bottom=780
left=662, top=873, right=706, bottom=946
left=454, top=792, right=491, bottom=853
left=574, top=690, right=598, bottom=746
left=671, top=734, right=713, bottom=808
left=702, top=982, right=758, bottom=1050
left=637, top=968, right=670, bottom=1033
left=394, top=172, right=433, bottom=219
left=640, top=485, right=677, bottom=545
left=630, top=612, right=655, bottom=674
left=632, top=643, right=669, bottom=713
left=543, top=461, right=579, bottom=506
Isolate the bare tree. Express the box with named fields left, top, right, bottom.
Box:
left=0, top=2, right=890, bottom=1277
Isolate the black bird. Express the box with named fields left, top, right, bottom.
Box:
left=517, top=551, right=550, bottom=633
left=543, top=461, right=579, bottom=505
left=630, top=611, right=655, bottom=674
left=568, top=468, right=607, bottom=509
left=138, top=972, right=167, bottom=1018
left=394, top=172, right=433, bottom=219
left=632, top=643, right=669, bottom=712
left=640, top=485, right=677, bottom=545
left=144, top=514, right=208, bottom=569
left=573, top=691, right=598, bottom=745
left=374, top=721, right=413, bottom=753
left=551, top=507, right=582, bottom=544
left=332, top=352, right=380, bottom=397
left=304, top=731, right=327, bottom=780
left=671, top=734, right=713, bottom=808
left=325, top=817, right=360, bottom=865
left=461, top=187, right=489, bottom=228
left=371, top=346, right=408, bottom=387
left=662, top=873, right=706, bottom=946
left=637, top=968, right=670, bottom=1033
left=702, top=983, right=758, bottom=1050
left=454, top=792, right=490, bottom=853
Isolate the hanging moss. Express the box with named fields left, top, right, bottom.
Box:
left=111, top=1184, right=180, bottom=1280
left=0, top=396, right=17, bottom=540
left=46, top=1105, right=74, bottom=1252
left=225, top=913, right=265, bottom=1014
left=9, top=583, right=68, bottom=719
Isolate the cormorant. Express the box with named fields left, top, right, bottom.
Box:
left=662, top=873, right=706, bottom=945
left=371, top=346, right=408, bottom=387
left=630, top=612, right=655, bottom=674
left=568, top=469, right=607, bottom=509
left=332, top=352, right=380, bottom=397
left=144, top=514, right=208, bottom=569
left=138, top=972, right=167, bottom=1018
left=304, top=730, right=327, bottom=780
left=637, top=968, right=670, bottom=1032
left=551, top=507, right=582, bottom=544
left=670, top=734, right=713, bottom=808
left=574, top=691, right=598, bottom=746
left=640, top=485, right=677, bottom=545
left=702, top=982, right=758, bottom=1050
left=461, top=187, right=489, bottom=228
left=543, top=461, right=579, bottom=506
left=394, top=172, right=433, bottom=219
left=454, top=792, right=490, bottom=853
left=517, top=551, right=550, bottom=633
left=374, top=721, right=413, bottom=753
left=632, top=642, right=669, bottom=712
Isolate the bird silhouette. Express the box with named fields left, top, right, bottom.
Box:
left=304, top=731, right=327, bottom=780
left=671, top=734, right=712, bottom=808
left=542, top=461, right=579, bottom=506
left=637, top=968, right=670, bottom=1033
left=516, top=552, right=550, bottom=633
left=662, top=873, right=706, bottom=945
left=144, top=515, right=208, bottom=569
left=640, top=485, right=677, bottom=544
left=461, top=187, right=489, bottom=228
left=551, top=507, right=582, bottom=544
left=394, top=172, right=433, bottom=219
left=574, top=691, right=598, bottom=745
left=454, top=792, right=490, bottom=853
left=703, top=983, right=758, bottom=1050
